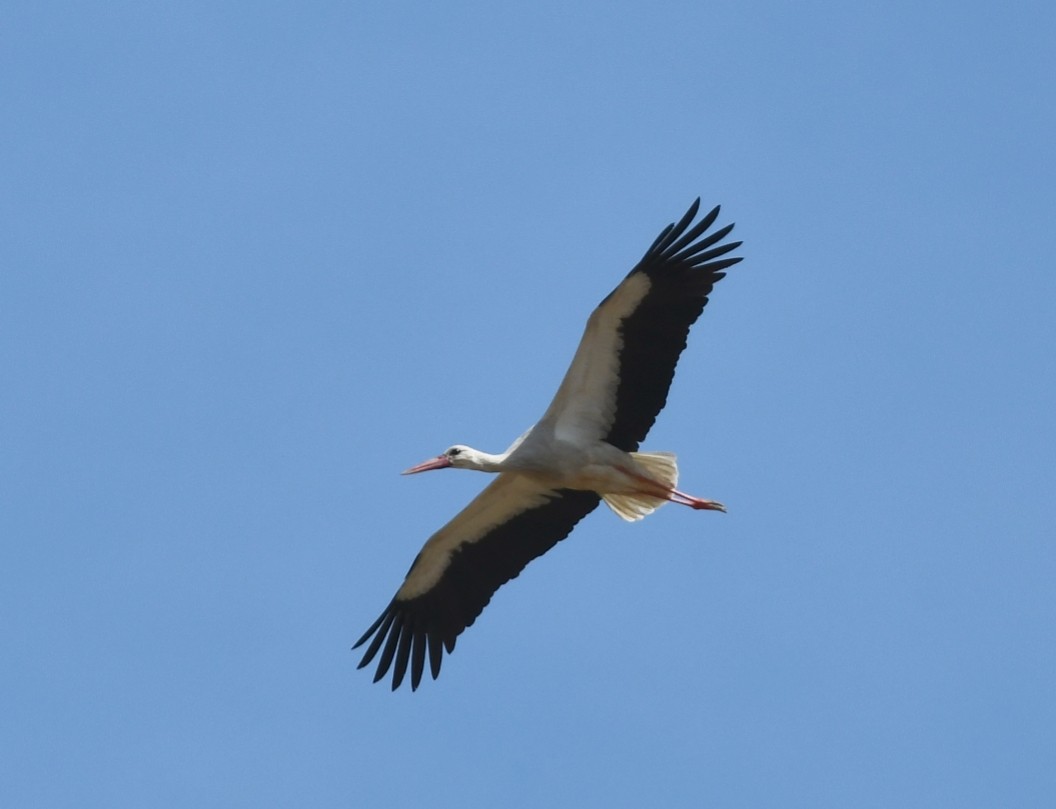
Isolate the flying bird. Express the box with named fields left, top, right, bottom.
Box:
left=355, top=199, right=743, bottom=690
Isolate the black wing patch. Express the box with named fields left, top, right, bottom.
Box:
left=354, top=488, right=601, bottom=691
left=603, top=199, right=742, bottom=452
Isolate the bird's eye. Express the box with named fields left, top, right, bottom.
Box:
left=449, top=448, right=461, bottom=457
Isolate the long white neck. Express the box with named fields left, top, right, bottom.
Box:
left=458, top=447, right=507, bottom=473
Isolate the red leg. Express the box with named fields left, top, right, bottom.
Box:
left=616, top=465, right=726, bottom=513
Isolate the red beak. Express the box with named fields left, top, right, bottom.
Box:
left=401, top=455, right=453, bottom=475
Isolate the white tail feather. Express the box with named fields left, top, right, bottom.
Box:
left=601, top=451, right=679, bottom=522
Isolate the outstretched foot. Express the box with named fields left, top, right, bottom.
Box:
left=669, top=489, right=726, bottom=513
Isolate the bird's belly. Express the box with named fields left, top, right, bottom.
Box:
left=524, top=461, right=643, bottom=495
left=510, top=438, right=648, bottom=495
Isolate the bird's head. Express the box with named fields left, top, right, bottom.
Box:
left=401, top=445, right=480, bottom=474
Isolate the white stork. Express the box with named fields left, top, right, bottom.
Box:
left=355, top=199, right=743, bottom=690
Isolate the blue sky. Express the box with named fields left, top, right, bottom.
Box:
left=3, top=2, right=1054, bottom=806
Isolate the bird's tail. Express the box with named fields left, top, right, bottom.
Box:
left=601, top=451, right=679, bottom=522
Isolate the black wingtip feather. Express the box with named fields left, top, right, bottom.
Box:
left=352, top=609, right=387, bottom=650
left=373, top=613, right=404, bottom=683
left=654, top=199, right=701, bottom=255
left=663, top=204, right=721, bottom=257
left=684, top=239, right=741, bottom=265
left=427, top=631, right=444, bottom=680
left=391, top=621, right=414, bottom=690
left=642, top=223, right=675, bottom=259
left=355, top=609, right=396, bottom=669
left=706, top=256, right=743, bottom=274
left=410, top=632, right=427, bottom=690
left=674, top=223, right=736, bottom=262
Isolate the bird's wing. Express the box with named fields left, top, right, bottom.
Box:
left=538, top=199, right=742, bottom=451
left=354, top=474, right=600, bottom=690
